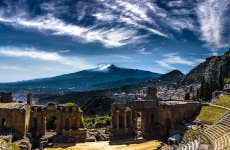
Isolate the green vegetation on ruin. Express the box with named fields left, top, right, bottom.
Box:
left=213, top=94, right=230, bottom=109
left=9, top=143, right=21, bottom=150
left=224, top=78, right=230, bottom=84
left=64, top=102, right=75, bottom=106
left=84, top=115, right=111, bottom=128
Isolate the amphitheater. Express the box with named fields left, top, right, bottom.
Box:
left=171, top=111, right=230, bottom=150
left=202, top=112, right=230, bottom=150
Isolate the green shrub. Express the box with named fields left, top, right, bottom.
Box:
left=83, top=115, right=111, bottom=128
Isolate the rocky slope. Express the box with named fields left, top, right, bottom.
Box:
left=182, top=49, right=230, bottom=88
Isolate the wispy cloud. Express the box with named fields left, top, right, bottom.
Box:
left=196, top=0, right=230, bottom=49
left=138, top=48, right=152, bottom=55
left=156, top=53, right=200, bottom=70
left=0, top=46, right=94, bottom=69
left=0, top=65, right=29, bottom=72
left=95, top=0, right=168, bottom=38
left=0, top=0, right=228, bottom=51
left=0, top=14, right=140, bottom=48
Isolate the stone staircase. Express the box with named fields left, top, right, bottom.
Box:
left=213, top=133, right=230, bottom=150
left=202, top=112, right=230, bottom=150
left=168, top=139, right=200, bottom=150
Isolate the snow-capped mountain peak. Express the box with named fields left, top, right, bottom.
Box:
left=92, top=64, right=116, bottom=72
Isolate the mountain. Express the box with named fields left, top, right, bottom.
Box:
left=35, top=69, right=185, bottom=116
left=0, top=64, right=161, bottom=92
left=102, top=69, right=186, bottom=93
left=158, top=70, right=185, bottom=84
left=182, top=49, right=230, bottom=88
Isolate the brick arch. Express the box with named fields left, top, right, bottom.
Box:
left=46, top=116, right=57, bottom=131
left=44, top=110, right=62, bottom=134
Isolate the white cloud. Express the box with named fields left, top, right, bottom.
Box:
left=138, top=48, right=152, bottom=55
left=95, top=0, right=168, bottom=38
left=196, top=0, right=230, bottom=48
left=115, top=0, right=152, bottom=23
left=156, top=53, right=196, bottom=69
left=156, top=61, right=176, bottom=70
left=59, top=49, right=70, bottom=53
left=93, top=13, right=116, bottom=21
left=0, top=14, right=140, bottom=48
left=0, top=66, right=29, bottom=72
left=167, top=0, right=184, bottom=7
left=114, top=55, right=133, bottom=60
left=0, top=47, right=94, bottom=69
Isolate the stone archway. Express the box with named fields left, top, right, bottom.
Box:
left=46, top=116, right=57, bottom=131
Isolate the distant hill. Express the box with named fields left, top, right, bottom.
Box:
left=131, top=69, right=185, bottom=89
left=0, top=64, right=161, bottom=92
left=158, top=70, right=185, bottom=84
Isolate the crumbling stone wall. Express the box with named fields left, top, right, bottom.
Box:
left=0, top=92, right=13, bottom=103
left=30, top=103, right=85, bottom=139
left=111, top=101, right=201, bottom=139
left=0, top=104, right=30, bottom=138
left=0, top=93, right=86, bottom=141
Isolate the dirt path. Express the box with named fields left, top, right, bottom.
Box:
left=44, top=140, right=161, bottom=150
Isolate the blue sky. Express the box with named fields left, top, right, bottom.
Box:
left=0, top=0, right=229, bottom=82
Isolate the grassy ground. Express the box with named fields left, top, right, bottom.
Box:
left=9, top=143, right=21, bottom=150
left=213, top=94, right=230, bottom=109
left=196, top=106, right=227, bottom=124
left=195, top=94, right=230, bottom=124
left=44, top=140, right=161, bottom=150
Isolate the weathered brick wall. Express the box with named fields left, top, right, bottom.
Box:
left=30, top=104, right=85, bottom=138
left=0, top=108, right=29, bottom=138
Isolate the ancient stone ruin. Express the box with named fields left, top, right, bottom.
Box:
left=0, top=89, right=202, bottom=149
left=0, top=92, right=86, bottom=141
left=111, top=88, right=201, bottom=139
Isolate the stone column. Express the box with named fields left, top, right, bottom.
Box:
left=124, top=110, right=127, bottom=129
left=130, top=111, right=133, bottom=128
left=42, top=114, right=46, bottom=136
left=141, top=112, right=145, bottom=135
left=116, top=110, right=119, bottom=130
left=56, top=116, right=61, bottom=134
left=110, top=113, right=113, bottom=129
